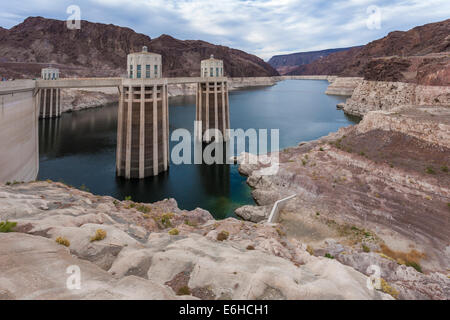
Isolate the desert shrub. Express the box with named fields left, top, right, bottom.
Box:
left=405, top=261, right=422, bottom=273
left=425, top=166, right=436, bottom=174
left=441, top=166, right=448, bottom=173
left=324, top=253, right=334, bottom=259
left=217, top=231, right=229, bottom=241
left=362, top=244, right=370, bottom=253
left=306, top=245, right=314, bottom=255
left=275, top=227, right=286, bottom=237
left=124, top=196, right=132, bottom=201
left=79, top=184, right=90, bottom=192
left=177, top=286, right=191, bottom=296
left=168, top=228, right=179, bottom=236
left=246, top=245, right=255, bottom=250
left=379, top=244, right=424, bottom=273
left=90, top=229, right=107, bottom=242
left=184, top=220, right=197, bottom=227
left=160, top=213, right=174, bottom=228
left=55, top=237, right=70, bottom=247
left=136, top=205, right=150, bottom=213
left=0, top=221, right=17, bottom=233
left=380, top=278, right=399, bottom=299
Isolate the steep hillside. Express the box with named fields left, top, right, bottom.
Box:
left=288, top=19, right=450, bottom=85
left=0, top=17, right=278, bottom=79
left=268, top=47, right=359, bottom=75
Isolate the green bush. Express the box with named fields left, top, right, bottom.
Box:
left=136, top=205, right=150, bottom=213
left=160, top=213, right=174, bottom=228
left=425, top=166, right=436, bottom=174
left=324, top=253, right=334, bottom=259
left=0, top=221, right=17, bottom=233
left=405, top=261, right=422, bottom=273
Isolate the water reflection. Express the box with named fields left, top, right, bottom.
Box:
left=38, top=80, right=357, bottom=219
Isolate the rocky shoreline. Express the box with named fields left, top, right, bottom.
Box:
left=2, top=77, right=448, bottom=300
left=234, top=79, right=450, bottom=300
left=0, top=181, right=392, bottom=300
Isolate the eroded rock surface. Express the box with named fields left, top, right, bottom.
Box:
left=236, top=106, right=450, bottom=300
left=0, top=181, right=391, bottom=300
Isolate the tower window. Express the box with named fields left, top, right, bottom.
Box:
left=130, top=65, right=133, bottom=78
left=146, top=65, right=150, bottom=78
left=216, top=68, right=219, bottom=77
left=154, top=65, right=158, bottom=77
left=210, top=67, right=213, bottom=77
left=137, top=65, right=141, bottom=79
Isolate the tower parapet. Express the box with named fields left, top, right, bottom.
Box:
left=200, top=54, right=224, bottom=78
left=127, top=46, right=162, bottom=79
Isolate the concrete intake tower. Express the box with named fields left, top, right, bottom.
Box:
left=196, top=55, right=230, bottom=142
left=116, top=46, right=169, bottom=179
left=39, top=68, right=61, bottom=118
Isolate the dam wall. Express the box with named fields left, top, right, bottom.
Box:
left=0, top=80, right=39, bottom=183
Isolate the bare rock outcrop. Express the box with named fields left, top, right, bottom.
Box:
left=0, top=181, right=392, bottom=300
left=325, top=77, right=363, bottom=96
left=0, top=17, right=278, bottom=79
left=237, top=106, right=450, bottom=299
left=343, top=80, right=450, bottom=117
left=288, top=19, right=450, bottom=86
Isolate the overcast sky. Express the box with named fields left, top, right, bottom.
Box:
left=1, top=0, right=449, bottom=60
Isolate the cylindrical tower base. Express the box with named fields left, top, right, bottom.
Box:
left=116, top=80, right=169, bottom=179
left=196, top=80, right=230, bottom=142
left=39, top=88, right=61, bottom=119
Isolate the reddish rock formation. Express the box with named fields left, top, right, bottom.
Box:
left=0, top=17, right=278, bottom=79
left=288, top=19, right=450, bottom=86
left=268, top=46, right=360, bottom=75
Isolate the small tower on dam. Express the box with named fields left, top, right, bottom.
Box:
left=116, top=46, right=169, bottom=179
left=196, top=55, right=230, bottom=142
left=39, top=67, right=61, bottom=118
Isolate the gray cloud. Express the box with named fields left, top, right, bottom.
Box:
left=1, top=0, right=448, bottom=60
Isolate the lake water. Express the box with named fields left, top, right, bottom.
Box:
left=38, top=80, right=357, bottom=219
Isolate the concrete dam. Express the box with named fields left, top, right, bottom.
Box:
left=0, top=49, right=231, bottom=182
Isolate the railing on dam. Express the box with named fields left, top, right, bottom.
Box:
left=34, top=76, right=229, bottom=89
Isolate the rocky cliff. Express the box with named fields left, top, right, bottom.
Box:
left=268, top=47, right=360, bottom=75
left=235, top=102, right=450, bottom=299
left=343, top=80, right=450, bottom=117
left=0, top=17, right=278, bottom=79
left=325, top=77, right=363, bottom=96
left=287, top=19, right=450, bottom=86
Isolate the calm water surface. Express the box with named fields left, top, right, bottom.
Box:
left=38, top=80, right=357, bottom=219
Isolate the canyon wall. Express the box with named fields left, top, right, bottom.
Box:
left=343, top=80, right=450, bottom=117
left=0, top=80, right=39, bottom=183
left=325, top=77, right=363, bottom=96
